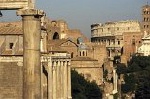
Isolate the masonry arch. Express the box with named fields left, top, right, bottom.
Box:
left=53, top=32, right=59, bottom=40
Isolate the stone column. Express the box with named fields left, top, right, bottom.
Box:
left=17, top=9, right=44, bottom=99
left=67, top=61, right=72, bottom=99
left=63, top=61, right=68, bottom=99
left=57, top=61, right=61, bottom=99
left=41, top=61, right=43, bottom=99
left=53, top=61, right=57, bottom=99
left=113, top=69, right=118, bottom=94
left=48, top=57, right=53, bottom=99
left=60, top=61, right=64, bottom=99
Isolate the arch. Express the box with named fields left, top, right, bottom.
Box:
left=53, top=32, right=59, bottom=40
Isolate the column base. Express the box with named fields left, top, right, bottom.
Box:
left=68, top=96, right=72, bottom=99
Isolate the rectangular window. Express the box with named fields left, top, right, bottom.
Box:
left=118, top=41, right=120, bottom=45
left=9, top=43, right=14, bottom=49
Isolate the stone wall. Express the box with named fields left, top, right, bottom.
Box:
left=0, top=62, right=23, bottom=99
left=71, top=59, right=103, bottom=85
left=123, top=32, right=142, bottom=60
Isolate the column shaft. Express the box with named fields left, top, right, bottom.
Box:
left=67, top=61, right=72, bottom=99
left=53, top=61, right=57, bottom=99
left=63, top=61, right=68, bottom=99
left=48, top=58, right=53, bottom=99
left=22, top=14, right=41, bottom=99
left=61, top=61, right=64, bottom=99
left=57, top=61, right=61, bottom=99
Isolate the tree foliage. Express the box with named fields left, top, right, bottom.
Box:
left=71, top=70, right=102, bottom=99
left=116, top=55, right=150, bottom=98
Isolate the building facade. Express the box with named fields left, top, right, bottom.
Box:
left=138, top=34, right=150, bottom=56
left=142, top=5, right=150, bottom=35
left=0, top=21, right=72, bottom=99
left=91, top=20, right=142, bottom=62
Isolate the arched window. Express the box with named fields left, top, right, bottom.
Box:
left=53, top=32, right=59, bottom=40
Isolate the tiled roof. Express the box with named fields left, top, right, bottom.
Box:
left=0, top=25, right=22, bottom=35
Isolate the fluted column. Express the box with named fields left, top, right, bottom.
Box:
left=63, top=61, right=68, bottom=99
left=67, top=61, right=72, bottom=99
left=48, top=57, right=53, bottom=99
left=53, top=61, right=57, bottom=99
left=41, top=61, right=43, bottom=99
left=57, top=61, right=61, bottom=99
left=60, top=61, right=64, bottom=99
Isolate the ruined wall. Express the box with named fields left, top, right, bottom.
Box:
left=71, top=60, right=103, bottom=85
left=88, top=43, right=107, bottom=66
left=0, top=62, right=23, bottom=99
left=123, top=32, right=142, bottom=60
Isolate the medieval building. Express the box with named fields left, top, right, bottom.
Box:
left=142, top=4, right=150, bottom=35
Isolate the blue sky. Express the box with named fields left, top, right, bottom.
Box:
left=0, top=0, right=148, bottom=38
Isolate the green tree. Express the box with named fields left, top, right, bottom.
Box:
left=71, top=70, right=102, bottom=99
left=121, top=73, right=136, bottom=93
left=117, top=55, right=150, bottom=98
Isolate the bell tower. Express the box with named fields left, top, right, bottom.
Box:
left=142, top=4, right=150, bottom=35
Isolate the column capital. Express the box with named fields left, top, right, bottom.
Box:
left=16, top=9, right=45, bottom=16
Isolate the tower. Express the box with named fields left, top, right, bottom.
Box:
left=142, top=4, right=150, bottom=35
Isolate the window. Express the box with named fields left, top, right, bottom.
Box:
left=128, top=27, right=130, bottom=30
left=83, top=51, right=85, bottom=56
left=9, top=43, right=14, bottom=49
left=132, top=39, right=135, bottom=45
left=147, top=25, right=149, bottom=28
left=118, top=41, right=120, bottom=45
left=53, top=32, right=59, bottom=40
left=139, top=41, right=141, bottom=43
left=80, top=51, right=81, bottom=56
left=71, top=52, right=74, bottom=58
left=117, top=27, right=119, bottom=30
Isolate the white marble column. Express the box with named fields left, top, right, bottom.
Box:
left=48, top=57, right=53, bottom=99
left=41, top=62, right=43, bottom=99
left=53, top=61, right=57, bottom=99
left=67, top=61, right=72, bottom=99
left=113, top=69, right=118, bottom=94
left=60, top=61, right=64, bottom=99
left=57, top=61, right=61, bottom=99
left=63, top=61, right=68, bottom=99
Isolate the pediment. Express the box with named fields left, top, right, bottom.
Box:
left=60, top=40, right=78, bottom=47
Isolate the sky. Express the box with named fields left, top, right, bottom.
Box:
left=0, top=0, right=148, bottom=38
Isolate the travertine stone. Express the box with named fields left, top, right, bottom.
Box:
left=18, top=9, right=44, bottom=99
